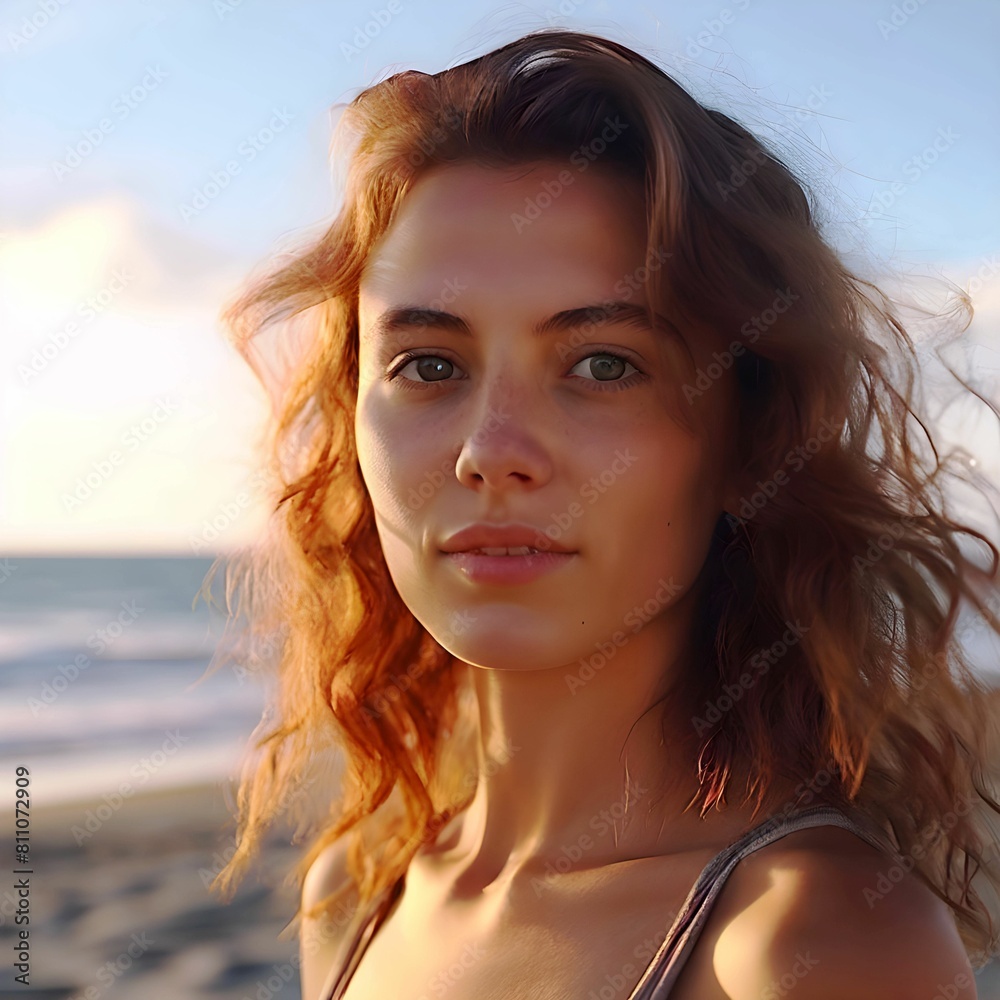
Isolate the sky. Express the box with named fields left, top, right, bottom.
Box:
left=1, top=0, right=999, bottom=555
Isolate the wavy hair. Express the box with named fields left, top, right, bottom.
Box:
left=199, top=28, right=1000, bottom=965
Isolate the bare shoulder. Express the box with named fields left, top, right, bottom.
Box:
left=299, top=837, right=361, bottom=1000
left=675, top=824, right=978, bottom=1000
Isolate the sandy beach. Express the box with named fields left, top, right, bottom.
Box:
left=14, top=780, right=306, bottom=1000
left=12, top=777, right=1000, bottom=999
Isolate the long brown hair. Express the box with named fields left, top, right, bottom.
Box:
left=199, top=28, right=1000, bottom=964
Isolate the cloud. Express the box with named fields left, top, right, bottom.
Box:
left=2, top=194, right=270, bottom=554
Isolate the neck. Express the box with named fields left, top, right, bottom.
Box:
left=421, top=609, right=733, bottom=899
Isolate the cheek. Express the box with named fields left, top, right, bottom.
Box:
left=355, top=396, right=410, bottom=523
left=608, top=431, right=722, bottom=589
left=353, top=409, right=422, bottom=599
left=354, top=391, right=453, bottom=545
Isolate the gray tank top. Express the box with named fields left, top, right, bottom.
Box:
left=320, top=803, right=900, bottom=999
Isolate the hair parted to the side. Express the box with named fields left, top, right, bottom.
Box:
left=196, top=28, right=1000, bottom=965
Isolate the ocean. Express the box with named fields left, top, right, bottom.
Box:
left=2, top=555, right=269, bottom=808
left=5, top=553, right=1000, bottom=814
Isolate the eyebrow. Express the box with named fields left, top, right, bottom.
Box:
left=367, top=300, right=678, bottom=341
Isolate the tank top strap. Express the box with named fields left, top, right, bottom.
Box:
left=627, top=803, right=902, bottom=999
left=321, top=874, right=406, bottom=1000
left=321, top=804, right=900, bottom=1000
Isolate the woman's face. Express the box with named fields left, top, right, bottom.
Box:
left=354, top=161, right=741, bottom=671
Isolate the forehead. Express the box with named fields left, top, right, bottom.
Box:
left=358, top=161, right=648, bottom=301
left=354, top=163, right=741, bottom=443
left=353, top=161, right=740, bottom=399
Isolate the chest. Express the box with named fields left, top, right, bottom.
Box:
left=338, top=850, right=729, bottom=1000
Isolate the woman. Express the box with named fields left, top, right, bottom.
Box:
left=202, top=28, right=1000, bottom=998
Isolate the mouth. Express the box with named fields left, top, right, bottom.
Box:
left=441, top=547, right=577, bottom=585
left=462, top=546, right=544, bottom=556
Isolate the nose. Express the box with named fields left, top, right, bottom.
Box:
left=453, top=375, right=554, bottom=493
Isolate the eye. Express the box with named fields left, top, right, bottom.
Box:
left=387, top=353, right=460, bottom=386
left=385, top=349, right=647, bottom=392
left=567, top=351, right=644, bottom=390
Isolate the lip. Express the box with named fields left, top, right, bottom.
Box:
left=442, top=550, right=577, bottom=585
left=438, top=522, right=577, bottom=586
left=439, top=522, right=576, bottom=555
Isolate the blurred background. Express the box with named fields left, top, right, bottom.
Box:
left=2, top=0, right=999, bottom=996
